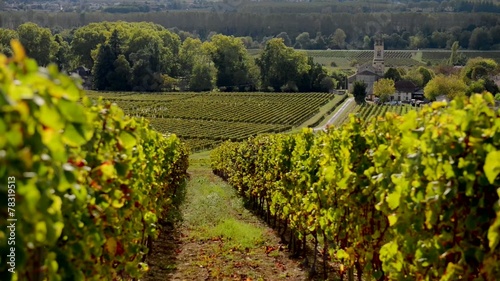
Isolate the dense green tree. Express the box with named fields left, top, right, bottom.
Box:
left=257, top=38, right=310, bottom=92
left=297, top=57, right=330, bottom=92
left=461, top=58, right=498, bottom=82
left=384, top=67, right=402, bottom=82
left=189, top=60, right=217, bottom=92
left=461, top=58, right=499, bottom=94
left=17, top=22, right=53, bottom=66
left=418, top=66, right=435, bottom=87
left=92, top=43, right=116, bottom=90
left=295, top=32, right=311, bottom=50
left=179, top=37, right=203, bottom=77
left=53, top=34, right=71, bottom=71
left=424, top=75, right=467, bottom=101
left=206, top=34, right=257, bottom=90
left=353, top=81, right=367, bottom=104
left=362, top=35, right=372, bottom=50
left=330, top=28, right=346, bottom=49
left=71, top=23, right=108, bottom=68
left=108, top=29, right=123, bottom=56
left=109, top=55, right=131, bottom=91
left=0, top=28, right=18, bottom=56
left=409, top=32, right=429, bottom=49
left=448, top=41, right=467, bottom=66
left=469, top=27, right=492, bottom=50
left=314, top=32, right=327, bottom=49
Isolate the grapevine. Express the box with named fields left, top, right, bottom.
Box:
left=211, top=94, right=500, bottom=280
left=0, top=42, right=188, bottom=280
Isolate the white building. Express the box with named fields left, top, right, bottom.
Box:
left=348, top=37, right=385, bottom=99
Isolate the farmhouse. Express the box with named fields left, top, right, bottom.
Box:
left=348, top=37, right=385, bottom=99
left=390, top=80, right=424, bottom=101
left=69, top=66, right=92, bottom=89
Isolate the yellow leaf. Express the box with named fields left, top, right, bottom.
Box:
left=388, top=214, right=398, bottom=226
left=10, top=39, right=26, bottom=62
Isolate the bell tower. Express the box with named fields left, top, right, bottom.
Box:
left=372, top=36, right=385, bottom=76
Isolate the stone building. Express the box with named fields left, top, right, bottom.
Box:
left=348, top=37, right=385, bottom=100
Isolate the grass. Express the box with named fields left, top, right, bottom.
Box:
left=143, top=151, right=309, bottom=280
left=183, top=163, right=265, bottom=250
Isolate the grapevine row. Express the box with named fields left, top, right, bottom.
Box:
left=211, top=94, right=500, bottom=280
left=0, top=43, right=189, bottom=280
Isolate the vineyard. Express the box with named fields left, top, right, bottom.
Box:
left=211, top=94, right=500, bottom=280
left=329, top=103, right=420, bottom=128
left=87, top=91, right=347, bottom=151
left=1, top=43, right=188, bottom=280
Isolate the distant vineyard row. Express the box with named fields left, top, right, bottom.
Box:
left=89, top=92, right=346, bottom=151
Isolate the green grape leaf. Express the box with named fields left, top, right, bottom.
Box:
left=62, top=123, right=88, bottom=147
left=119, top=131, right=137, bottom=149
left=487, top=212, right=500, bottom=252
left=57, top=99, right=87, bottom=124
left=484, top=151, right=500, bottom=184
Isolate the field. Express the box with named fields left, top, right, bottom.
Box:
left=249, top=49, right=500, bottom=70
left=86, top=91, right=345, bottom=151
left=331, top=103, right=420, bottom=127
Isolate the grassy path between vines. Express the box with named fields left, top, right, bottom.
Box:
left=143, top=151, right=309, bottom=281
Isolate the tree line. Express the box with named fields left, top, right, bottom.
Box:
left=1, top=11, right=499, bottom=50
left=0, top=22, right=337, bottom=92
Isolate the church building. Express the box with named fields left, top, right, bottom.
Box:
left=348, top=37, right=385, bottom=100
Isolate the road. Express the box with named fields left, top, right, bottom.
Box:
left=313, top=97, right=354, bottom=132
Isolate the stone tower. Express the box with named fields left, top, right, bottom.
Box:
left=372, top=37, right=385, bottom=76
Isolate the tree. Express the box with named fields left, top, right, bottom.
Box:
left=330, top=28, right=346, bottom=49
left=314, top=32, right=327, bottom=50
left=257, top=38, right=310, bottom=92
left=418, top=66, right=435, bottom=87
left=17, top=22, right=53, bottom=66
left=276, top=32, right=291, bottom=47
left=0, top=28, right=18, bottom=56
left=424, top=75, right=467, bottom=101
left=295, top=32, right=311, bottom=50
left=373, top=78, right=396, bottom=102
left=362, top=35, right=372, bottom=50
left=108, top=55, right=131, bottom=91
left=469, top=27, right=492, bottom=50
left=206, top=34, right=257, bottom=90
left=108, top=29, right=123, bottom=56
left=53, top=34, right=71, bottom=71
left=71, top=23, right=108, bottom=68
left=384, top=67, right=402, bottom=82
left=320, top=77, right=336, bottom=93
left=189, top=60, right=217, bottom=92
left=353, top=81, right=367, bottom=104
left=179, top=37, right=203, bottom=77
left=461, top=58, right=498, bottom=82
left=448, top=41, right=460, bottom=65
left=297, top=57, right=330, bottom=92
left=92, top=43, right=116, bottom=90
left=461, top=58, right=499, bottom=94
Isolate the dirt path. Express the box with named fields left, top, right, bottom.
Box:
left=143, top=154, right=310, bottom=281
left=314, top=97, right=354, bottom=131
